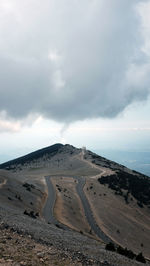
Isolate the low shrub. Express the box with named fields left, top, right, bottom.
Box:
left=117, top=246, right=135, bottom=260
left=136, top=252, right=146, bottom=263
left=105, top=242, right=116, bottom=252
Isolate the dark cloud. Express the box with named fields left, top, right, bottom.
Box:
left=0, top=0, right=150, bottom=122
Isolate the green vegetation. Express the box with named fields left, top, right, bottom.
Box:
left=105, top=243, right=146, bottom=263
left=136, top=252, right=146, bottom=263
left=24, top=210, right=39, bottom=219
left=23, top=183, right=35, bottom=191
left=117, top=246, right=135, bottom=260
left=98, top=170, right=150, bottom=207
left=8, top=197, right=12, bottom=201
left=105, top=242, right=115, bottom=251
left=15, top=194, right=22, bottom=201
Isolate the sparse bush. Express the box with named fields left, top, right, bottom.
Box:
left=137, top=201, right=143, bottom=208
left=18, top=195, right=21, bottom=201
left=23, top=183, right=35, bottom=191
left=55, top=224, right=62, bottom=229
left=117, top=246, right=125, bottom=255
left=117, top=246, right=135, bottom=260
left=98, top=170, right=150, bottom=206
left=8, top=197, right=12, bottom=201
left=23, top=210, right=37, bottom=219
left=89, top=229, right=92, bottom=234
left=136, top=252, right=146, bottom=263
left=124, top=192, right=129, bottom=204
left=30, top=211, right=35, bottom=218
left=15, top=194, right=22, bottom=201
left=125, top=249, right=135, bottom=259
left=24, top=210, right=28, bottom=215
left=105, top=243, right=145, bottom=262
left=105, top=242, right=116, bottom=252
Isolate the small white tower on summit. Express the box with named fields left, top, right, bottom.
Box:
left=82, top=146, right=86, bottom=157
left=82, top=146, right=86, bottom=152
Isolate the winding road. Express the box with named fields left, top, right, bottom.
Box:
left=75, top=176, right=111, bottom=243
left=42, top=176, right=57, bottom=224
left=43, top=175, right=112, bottom=243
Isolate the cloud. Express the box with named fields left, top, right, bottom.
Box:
left=0, top=0, right=150, bottom=123
left=0, top=118, right=21, bottom=133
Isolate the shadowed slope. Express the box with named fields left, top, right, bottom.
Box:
left=0, top=143, right=63, bottom=170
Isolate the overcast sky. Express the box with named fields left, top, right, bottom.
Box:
left=0, top=0, right=150, bottom=161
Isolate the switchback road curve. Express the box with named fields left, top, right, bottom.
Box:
left=43, top=175, right=112, bottom=243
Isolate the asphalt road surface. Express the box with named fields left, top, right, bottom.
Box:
left=43, top=175, right=112, bottom=243
left=42, top=176, right=57, bottom=224
left=75, top=176, right=111, bottom=243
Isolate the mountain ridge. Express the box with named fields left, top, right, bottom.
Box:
left=0, top=143, right=148, bottom=178
left=0, top=143, right=150, bottom=264
left=0, top=143, right=64, bottom=169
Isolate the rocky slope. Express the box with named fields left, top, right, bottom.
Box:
left=0, top=143, right=150, bottom=265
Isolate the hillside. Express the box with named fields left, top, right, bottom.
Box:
left=0, top=143, right=63, bottom=170
left=0, top=144, right=150, bottom=265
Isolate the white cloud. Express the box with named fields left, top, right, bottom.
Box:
left=0, top=119, right=21, bottom=133
left=0, top=0, right=150, bottom=123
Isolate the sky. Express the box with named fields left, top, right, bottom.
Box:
left=0, top=0, right=150, bottom=162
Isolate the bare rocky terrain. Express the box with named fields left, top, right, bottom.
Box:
left=0, top=143, right=150, bottom=265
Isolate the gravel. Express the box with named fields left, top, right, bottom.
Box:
left=0, top=203, right=149, bottom=266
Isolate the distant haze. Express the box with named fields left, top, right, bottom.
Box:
left=95, top=150, right=150, bottom=177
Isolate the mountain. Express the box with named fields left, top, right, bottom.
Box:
left=0, top=144, right=150, bottom=265
left=0, top=143, right=63, bottom=170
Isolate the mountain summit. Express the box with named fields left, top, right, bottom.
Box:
left=0, top=144, right=150, bottom=264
